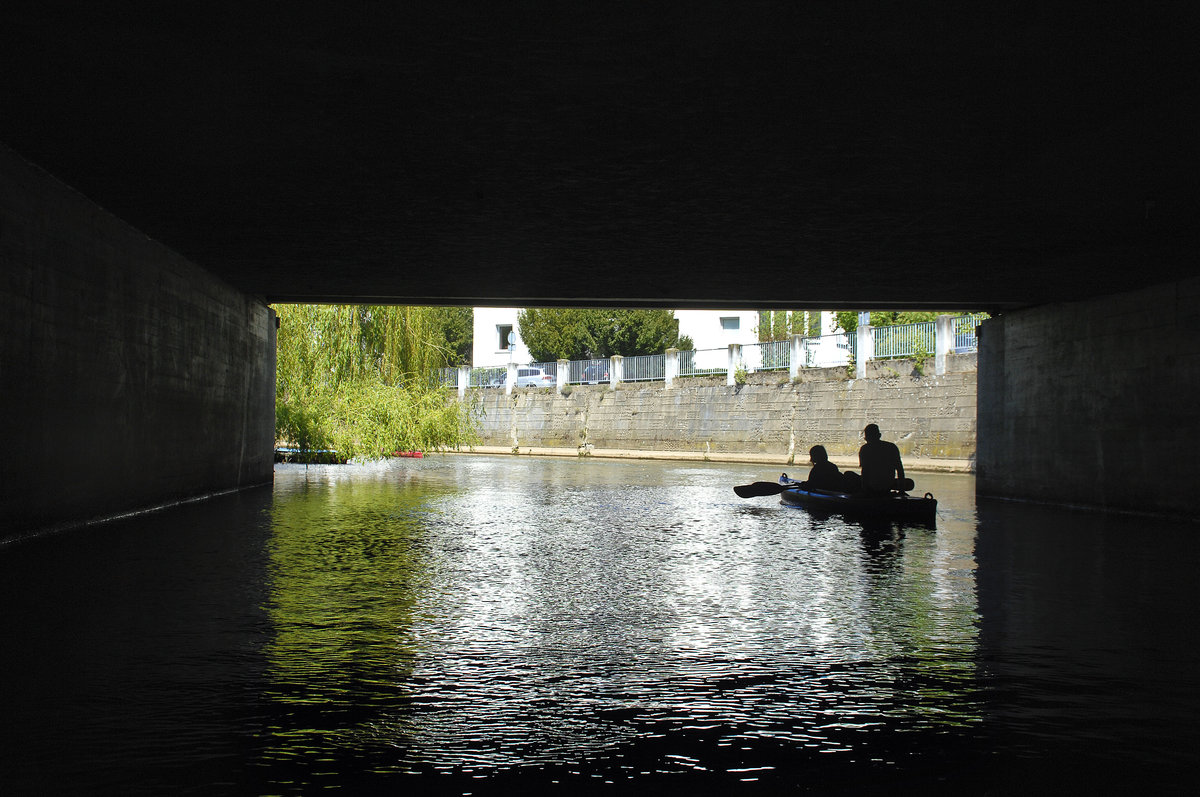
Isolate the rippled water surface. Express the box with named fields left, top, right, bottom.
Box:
left=3, top=456, right=1199, bottom=794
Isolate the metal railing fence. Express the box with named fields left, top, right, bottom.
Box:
left=955, top=313, right=988, bottom=352
left=469, top=366, right=507, bottom=388
left=801, top=333, right=856, bottom=368
left=444, top=314, right=985, bottom=389
left=623, top=353, right=665, bottom=382
left=568, top=358, right=609, bottom=384
left=873, top=321, right=936, bottom=360
left=748, top=340, right=790, bottom=371
left=678, top=348, right=726, bottom=377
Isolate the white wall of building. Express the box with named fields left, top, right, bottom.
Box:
left=472, top=307, right=529, bottom=368
left=675, top=310, right=762, bottom=351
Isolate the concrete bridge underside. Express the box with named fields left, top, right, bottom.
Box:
left=2, top=5, right=1198, bottom=535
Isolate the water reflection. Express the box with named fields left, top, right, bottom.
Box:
left=257, top=459, right=984, bottom=791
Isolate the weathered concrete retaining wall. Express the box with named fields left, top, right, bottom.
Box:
left=977, top=278, right=1200, bottom=518
left=1, top=146, right=276, bottom=539
left=472, top=356, right=977, bottom=467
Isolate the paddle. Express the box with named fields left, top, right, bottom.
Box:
left=734, top=477, right=915, bottom=498
left=734, top=481, right=792, bottom=498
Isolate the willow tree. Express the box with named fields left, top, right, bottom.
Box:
left=273, top=304, right=479, bottom=461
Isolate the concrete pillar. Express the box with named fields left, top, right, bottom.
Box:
left=458, top=366, right=469, bottom=399
left=610, top=355, right=624, bottom=387
left=935, top=314, right=954, bottom=376
left=1, top=145, right=276, bottom=538
left=664, top=348, right=679, bottom=389
left=506, top=361, right=517, bottom=395
left=789, top=334, right=804, bottom=381
left=727, top=343, right=743, bottom=386
left=855, top=325, right=873, bottom=379
left=557, top=359, right=570, bottom=394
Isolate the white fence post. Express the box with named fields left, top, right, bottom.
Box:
left=727, top=343, right=742, bottom=386
left=557, top=359, right=569, bottom=394
left=935, top=314, right=953, bottom=376
left=789, top=334, right=804, bottom=381
left=609, top=355, right=623, bottom=387
left=856, top=325, right=872, bottom=379
left=506, top=361, right=517, bottom=395
left=665, top=348, right=679, bottom=389
left=457, top=366, right=469, bottom=399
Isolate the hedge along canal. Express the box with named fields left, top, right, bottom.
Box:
left=462, top=355, right=977, bottom=473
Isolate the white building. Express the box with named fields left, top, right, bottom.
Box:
left=472, top=307, right=533, bottom=368
left=472, top=308, right=767, bottom=368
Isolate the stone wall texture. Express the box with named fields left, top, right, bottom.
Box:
left=471, top=358, right=977, bottom=466
left=977, top=277, right=1200, bottom=518
left=1, top=146, right=276, bottom=538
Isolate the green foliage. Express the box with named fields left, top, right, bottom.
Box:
left=911, top=341, right=932, bottom=376
left=273, top=304, right=479, bottom=461
left=734, top=366, right=748, bottom=386
left=758, top=310, right=821, bottom=341
left=428, top=306, right=473, bottom=366
left=772, top=312, right=788, bottom=342
left=517, top=308, right=680, bottom=362
left=834, top=311, right=954, bottom=333
left=677, top=335, right=695, bottom=351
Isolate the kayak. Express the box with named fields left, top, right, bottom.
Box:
left=777, top=474, right=937, bottom=523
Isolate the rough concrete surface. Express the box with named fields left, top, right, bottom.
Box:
left=468, top=360, right=977, bottom=472
left=1, top=146, right=276, bottom=539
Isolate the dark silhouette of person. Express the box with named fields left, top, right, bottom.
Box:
left=858, top=423, right=906, bottom=494
left=804, top=445, right=842, bottom=490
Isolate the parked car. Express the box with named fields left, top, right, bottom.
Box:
left=515, top=366, right=555, bottom=388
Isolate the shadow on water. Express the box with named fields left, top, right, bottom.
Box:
left=971, top=497, right=1200, bottom=794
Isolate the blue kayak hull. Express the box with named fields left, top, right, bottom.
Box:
left=779, top=481, right=937, bottom=523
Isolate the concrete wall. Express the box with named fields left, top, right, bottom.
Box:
left=977, top=278, right=1200, bottom=517
left=1, top=146, right=276, bottom=539
left=471, top=357, right=977, bottom=466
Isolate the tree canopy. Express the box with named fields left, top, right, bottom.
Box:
left=428, top=306, right=473, bottom=366
left=517, top=308, right=680, bottom=362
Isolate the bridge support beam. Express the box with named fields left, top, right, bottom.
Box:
left=977, top=276, right=1200, bottom=519
left=1, top=146, right=276, bottom=540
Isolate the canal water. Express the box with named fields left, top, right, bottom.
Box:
left=2, top=455, right=1198, bottom=794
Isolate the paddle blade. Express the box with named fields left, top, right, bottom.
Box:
left=734, top=482, right=788, bottom=498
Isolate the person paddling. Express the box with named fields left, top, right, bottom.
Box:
left=858, top=423, right=906, bottom=494
left=803, top=445, right=842, bottom=490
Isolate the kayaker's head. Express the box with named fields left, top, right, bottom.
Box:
left=809, top=445, right=828, bottom=463
left=863, top=423, right=881, bottom=441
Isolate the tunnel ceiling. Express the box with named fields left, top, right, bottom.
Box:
left=3, top=3, right=1197, bottom=311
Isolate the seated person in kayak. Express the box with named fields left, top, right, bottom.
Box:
left=858, top=423, right=907, bottom=493
left=803, top=445, right=843, bottom=490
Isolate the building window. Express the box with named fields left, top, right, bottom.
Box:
left=498, top=325, right=513, bottom=350
left=720, top=316, right=740, bottom=331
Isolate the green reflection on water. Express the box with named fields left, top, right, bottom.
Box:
left=260, top=473, right=454, bottom=764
